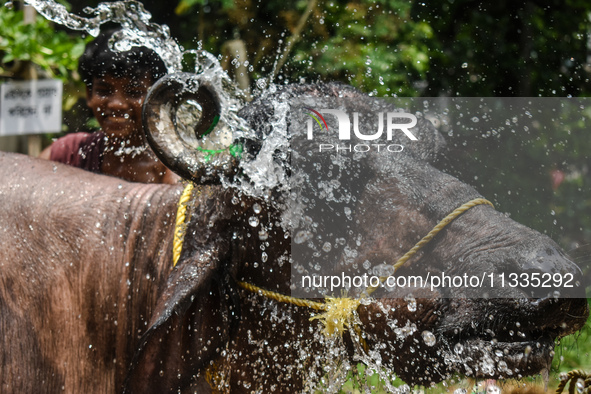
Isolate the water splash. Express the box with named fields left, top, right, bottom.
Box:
left=229, top=89, right=292, bottom=200
left=24, top=0, right=183, bottom=72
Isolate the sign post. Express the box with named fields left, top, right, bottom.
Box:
left=0, top=79, right=63, bottom=137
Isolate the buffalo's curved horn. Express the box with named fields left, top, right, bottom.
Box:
left=142, top=72, right=239, bottom=183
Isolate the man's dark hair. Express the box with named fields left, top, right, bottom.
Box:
left=78, top=28, right=168, bottom=88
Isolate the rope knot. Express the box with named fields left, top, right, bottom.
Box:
left=309, top=296, right=362, bottom=337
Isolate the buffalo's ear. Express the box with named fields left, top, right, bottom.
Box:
left=123, top=251, right=239, bottom=394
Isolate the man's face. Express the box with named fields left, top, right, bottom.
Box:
left=86, top=73, right=152, bottom=140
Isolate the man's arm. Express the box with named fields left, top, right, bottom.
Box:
left=39, top=144, right=53, bottom=159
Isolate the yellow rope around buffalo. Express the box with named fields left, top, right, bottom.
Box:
left=366, top=197, right=494, bottom=296
left=236, top=281, right=360, bottom=337
left=172, top=185, right=493, bottom=338
left=172, top=182, right=195, bottom=268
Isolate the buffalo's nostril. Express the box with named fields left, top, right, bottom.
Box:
left=520, top=246, right=580, bottom=275
left=512, top=245, right=587, bottom=299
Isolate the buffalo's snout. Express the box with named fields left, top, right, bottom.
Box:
left=504, top=243, right=589, bottom=337
left=511, top=244, right=587, bottom=300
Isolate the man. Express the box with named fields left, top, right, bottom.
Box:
left=40, top=28, right=178, bottom=184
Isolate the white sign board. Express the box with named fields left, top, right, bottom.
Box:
left=0, top=79, right=63, bottom=136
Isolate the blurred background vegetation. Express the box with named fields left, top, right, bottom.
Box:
left=1, top=0, right=590, bottom=390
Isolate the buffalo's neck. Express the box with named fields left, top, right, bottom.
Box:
left=232, top=200, right=292, bottom=296
left=106, top=182, right=180, bottom=385
left=0, top=152, right=183, bottom=393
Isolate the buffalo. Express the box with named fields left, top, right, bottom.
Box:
left=0, top=79, right=588, bottom=393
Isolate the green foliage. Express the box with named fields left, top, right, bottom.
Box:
left=175, top=0, right=234, bottom=15
left=553, top=301, right=591, bottom=373
left=163, top=0, right=432, bottom=96
left=0, top=6, right=89, bottom=81
left=289, top=0, right=432, bottom=96
left=0, top=4, right=91, bottom=121
left=165, top=0, right=591, bottom=98
left=412, top=1, right=591, bottom=97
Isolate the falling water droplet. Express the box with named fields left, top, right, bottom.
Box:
left=248, top=216, right=259, bottom=227
left=421, top=330, right=436, bottom=346
left=524, top=345, right=532, bottom=355
left=576, top=379, right=585, bottom=393
left=258, top=229, right=268, bottom=240
left=486, top=384, right=500, bottom=394
left=293, top=231, right=311, bottom=244
left=481, top=361, right=495, bottom=376
left=559, top=372, right=569, bottom=381
left=255, top=78, right=267, bottom=90
left=405, top=295, right=417, bottom=312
